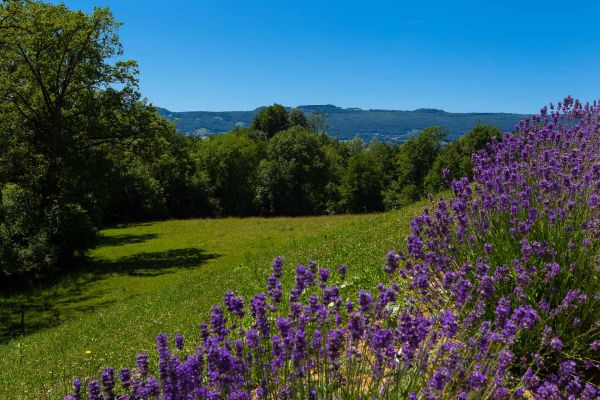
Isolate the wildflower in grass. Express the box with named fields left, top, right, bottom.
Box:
left=357, top=289, right=373, bottom=313
left=100, top=368, right=115, bottom=399
left=549, top=337, right=563, bottom=352
left=136, top=353, right=149, bottom=376
left=66, top=379, right=82, bottom=400
left=266, top=274, right=283, bottom=303
left=272, top=257, right=284, bottom=279
left=174, top=333, right=184, bottom=350
left=384, top=250, right=400, bottom=274
left=338, top=264, right=347, bottom=280
left=224, top=291, right=246, bottom=317
left=483, top=243, right=493, bottom=255
left=325, top=329, right=345, bottom=370
left=318, top=267, right=329, bottom=287
left=118, top=368, right=131, bottom=389
left=86, top=380, right=101, bottom=400
left=246, top=329, right=259, bottom=348
left=210, top=306, right=229, bottom=338
left=430, top=367, right=449, bottom=390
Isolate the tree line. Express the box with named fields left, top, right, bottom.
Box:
left=0, top=1, right=500, bottom=279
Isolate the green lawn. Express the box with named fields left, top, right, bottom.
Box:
left=0, top=202, right=426, bottom=399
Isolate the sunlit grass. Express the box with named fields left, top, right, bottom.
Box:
left=0, top=203, right=426, bottom=399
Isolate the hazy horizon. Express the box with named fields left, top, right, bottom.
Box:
left=156, top=103, right=529, bottom=114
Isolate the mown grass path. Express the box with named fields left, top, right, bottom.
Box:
left=0, top=203, right=425, bottom=399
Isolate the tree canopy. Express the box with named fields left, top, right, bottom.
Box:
left=0, top=1, right=144, bottom=276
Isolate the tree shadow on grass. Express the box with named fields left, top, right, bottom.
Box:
left=0, top=247, right=219, bottom=342
left=95, top=233, right=160, bottom=248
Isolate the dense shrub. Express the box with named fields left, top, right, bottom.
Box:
left=67, top=98, right=599, bottom=399
left=0, top=183, right=96, bottom=276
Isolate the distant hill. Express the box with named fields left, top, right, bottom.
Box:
left=156, top=105, right=526, bottom=142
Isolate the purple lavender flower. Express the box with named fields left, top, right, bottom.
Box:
left=440, top=309, right=458, bottom=338
left=430, top=367, right=449, bottom=390
left=318, top=267, right=329, bottom=286
left=345, top=300, right=354, bottom=313
left=549, top=337, right=563, bottom=352
left=250, top=294, right=270, bottom=336
left=174, top=333, right=184, bottom=350
left=543, top=261, right=561, bottom=282
left=118, top=368, right=131, bottom=389
left=246, top=329, right=259, bottom=348
left=69, top=379, right=82, bottom=400
left=100, top=368, right=115, bottom=399
left=224, top=291, right=246, bottom=317
left=348, top=312, right=365, bottom=340
left=136, top=353, right=149, bottom=376
left=272, top=257, right=284, bottom=279
left=337, top=265, right=348, bottom=281
left=87, top=380, right=101, bottom=400
left=483, top=243, right=493, bottom=254
left=326, top=329, right=346, bottom=364
left=358, top=290, right=373, bottom=313
left=384, top=250, right=400, bottom=274
left=67, top=99, right=600, bottom=400
left=267, top=274, right=283, bottom=303
left=210, top=305, right=229, bottom=338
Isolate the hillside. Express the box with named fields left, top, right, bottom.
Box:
left=157, top=105, right=526, bottom=142
left=0, top=205, right=427, bottom=399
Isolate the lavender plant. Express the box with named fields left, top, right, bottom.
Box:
left=66, top=98, right=599, bottom=399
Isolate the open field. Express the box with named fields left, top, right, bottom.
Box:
left=0, top=202, right=425, bottom=399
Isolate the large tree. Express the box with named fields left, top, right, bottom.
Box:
left=256, top=126, right=330, bottom=215
left=0, top=1, right=147, bottom=276
left=194, top=132, right=260, bottom=215
left=384, top=127, right=446, bottom=208
left=250, top=103, right=289, bottom=139
left=340, top=151, right=384, bottom=213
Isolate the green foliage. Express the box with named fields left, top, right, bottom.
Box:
left=232, top=126, right=268, bottom=141
left=396, top=126, right=447, bottom=187
left=250, top=103, right=290, bottom=139
left=288, top=107, right=309, bottom=128
left=0, top=183, right=96, bottom=276
left=383, top=181, right=421, bottom=209
left=384, top=127, right=447, bottom=208
left=257, top=126, right=330, bottom=214
left=0, top=0, right=142, bottom=276
left=340, top=151, right=384, bottom=212
left=194, top=132, right=261, bottom=215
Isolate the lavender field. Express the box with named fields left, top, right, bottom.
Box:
left=64, top=99, right=600, bottom=399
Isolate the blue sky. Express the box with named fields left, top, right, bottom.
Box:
left=57, top=0, right=600, bottom=113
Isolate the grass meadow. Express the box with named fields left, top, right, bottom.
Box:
left=0, top=201, right=426, bottom=399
